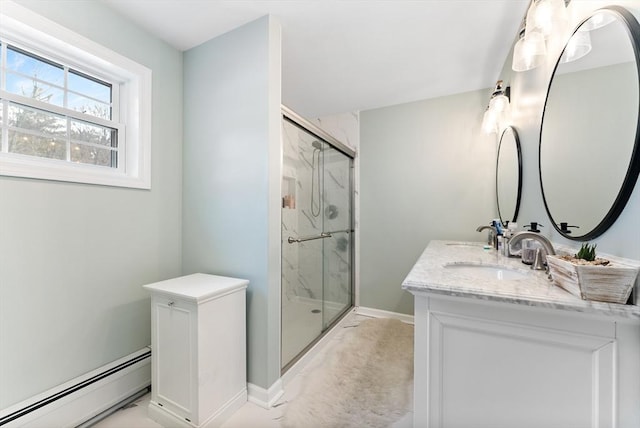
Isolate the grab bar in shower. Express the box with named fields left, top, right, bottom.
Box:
left=287, top=232, right=332, bottom=244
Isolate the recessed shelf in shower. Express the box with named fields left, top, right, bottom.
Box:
left=282, top=175, right=296, bottom=209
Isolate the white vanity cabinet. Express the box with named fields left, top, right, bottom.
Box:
left=143, top=273, right=249, bottom=428
left=403, top=241, right=640, bottom=428
left=413, top=294, right=640, bottom=428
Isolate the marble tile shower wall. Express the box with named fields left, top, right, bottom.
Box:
left=282, top=120, right=315, bottom=304
left=281, top=113, right=358, bottom=311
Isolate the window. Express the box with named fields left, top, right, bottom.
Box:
left=0, top=2, right=151, bottom=188
left=2, top=45, right=119, bottom=168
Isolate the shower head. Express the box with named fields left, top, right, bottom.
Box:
left=312, top=140, right=323, bottom=150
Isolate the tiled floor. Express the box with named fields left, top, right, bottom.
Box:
left=93, top=312, right=413, bottom=428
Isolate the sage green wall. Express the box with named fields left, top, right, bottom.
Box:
left=182, top=16, right=282, bottom=390
left=0, top=1, right=183, bottom=408
left=499, top=0, right=640, bottom=262
left=360, top=90, right=498, bottom=315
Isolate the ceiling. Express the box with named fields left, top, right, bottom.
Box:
left=100, top=0, right=529, bottom=118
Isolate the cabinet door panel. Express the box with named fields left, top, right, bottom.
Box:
left=425, top=310, right=615, bottom=428
left=155, top=301, right=193, bottom=418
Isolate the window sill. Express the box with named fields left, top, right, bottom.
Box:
left=0, top=154, right=150, bottom=189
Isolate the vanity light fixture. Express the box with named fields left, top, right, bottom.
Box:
left=482, top=106, right=499, bottom=135
left=513, top=0, right=569, bottom=72
left=580, top=10, right=615, bottom=31
left=558, top=6, right=612, bottom=64
left=512, top=27, right=547, bottom=72
left=481, top=80, right=511, bottom=135
left=525, top=0, right=568, bottom=39
left=561, top=30, right=592, bottom=63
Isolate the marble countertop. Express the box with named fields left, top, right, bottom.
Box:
left=402, top=240, right=640, bottom=320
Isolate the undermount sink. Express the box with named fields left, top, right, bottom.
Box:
left=444, top=262, right=528, bottom=281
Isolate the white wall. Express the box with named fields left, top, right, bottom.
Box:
left=182, top=16, right=282, bottom=391
left=0, top=1, right=183, bottom=409
left=360, top=90, right=498, bottom=315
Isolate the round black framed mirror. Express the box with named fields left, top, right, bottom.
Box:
left=539, top=6, right=640, bottom=240
left=496, top=126, right=522, bottom=225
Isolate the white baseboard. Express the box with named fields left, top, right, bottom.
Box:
left=247, top=380, right=284, bottom=410
left=0, top=348, right=151, bottom=428
left=355, top=306, right=415, bottom=324
left=148, top=388, right=246, bottom=428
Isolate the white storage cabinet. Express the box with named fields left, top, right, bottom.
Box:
left=143, top=273, right=248, bottom=428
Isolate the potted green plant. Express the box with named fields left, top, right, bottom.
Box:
left=546, top=243, right=639, bottom=304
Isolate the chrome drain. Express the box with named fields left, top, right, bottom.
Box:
left=311, top=309, right=321, bottom=314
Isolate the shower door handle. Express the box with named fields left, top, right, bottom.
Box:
left=324, top=229, right=351, bottom=235
left=287, top=232, right=332, bottom=244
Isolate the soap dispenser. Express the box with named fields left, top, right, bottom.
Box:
left=521, top=222, right=544, bottom=265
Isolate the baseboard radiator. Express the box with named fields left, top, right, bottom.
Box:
left=0, top=348, right=151, bottom=428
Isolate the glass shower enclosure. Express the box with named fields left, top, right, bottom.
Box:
left=281, top=107, right=354, bottom=371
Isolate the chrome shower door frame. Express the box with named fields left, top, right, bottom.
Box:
left=280, top=105, right=355, bottom=373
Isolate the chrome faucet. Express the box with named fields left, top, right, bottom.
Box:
left=509, top=231, right=556, bottom=271
left=476, top=225, right=497, bottom=249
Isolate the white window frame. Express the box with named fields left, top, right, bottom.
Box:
left=0, top=1, right=152, bottom=189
